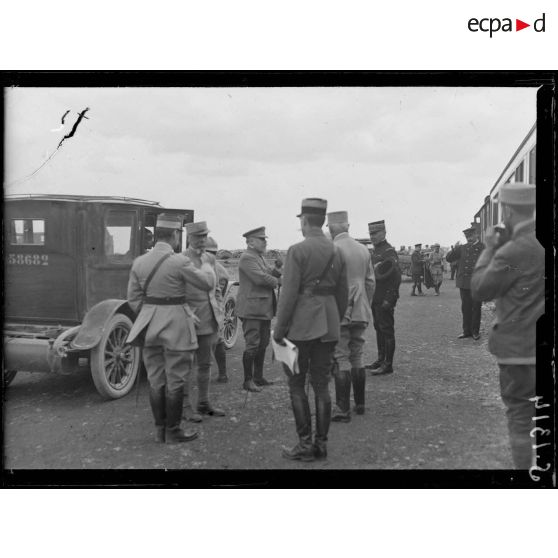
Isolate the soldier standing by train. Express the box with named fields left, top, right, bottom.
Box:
left=183, top=221, right=227, bottom=421
left=126, top=214, right=216, bottom=444
left=327, top=210, right=375, bottom=421
left=236, top=226, right=282, bottom=392
left=365, top=220, right=401, bottom=376
left=273, top=198, right=348, bottom=461
left=446, top=227, right=485, bottom=340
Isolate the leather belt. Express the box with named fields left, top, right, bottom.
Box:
left=143, top=296, right=186, bottom=305
left=298, top=286, right=336, bottom=296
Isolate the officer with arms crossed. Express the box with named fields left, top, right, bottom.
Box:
left=236, top=226, right=282, bottom=392
left=365, top=220, right=401, bottom=375
left=126, top=213, right=215, bottom=444
left=273, top=198, right=348, bottom=462
left=327, top=210, right=375, bottom=422
left=471, top=183, right=544, bottom=469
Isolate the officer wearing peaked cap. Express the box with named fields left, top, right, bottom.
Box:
left=472, top=183, right=544, bottom=469
left=365, top=220, right=401, bottom=375
left=126, top=213, right=216, bottom=444
left=446, top=224, right=485, bottom=340
left=236, top=226, right=282, bottom=392
left=274, top=198, right=348, bottom=461
left=411, top=243, right=425, bottom=296
left=183, top=221, right=226, bottom=421
left=327, top=210, right=375, bottom=422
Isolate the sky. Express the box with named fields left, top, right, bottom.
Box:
left=4, top=86, right=537, bottom=250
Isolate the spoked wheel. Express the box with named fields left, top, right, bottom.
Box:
left=3, top=370, right=18, bottom=388
left=90, top=313, right=140, bottom=399
left=222, top=295, right=239, bottom=349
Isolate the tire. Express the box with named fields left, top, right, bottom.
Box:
left=3, top=370, right=18, bottom=388
left=90, top=313, right=140, bottom=399
left=222, top=294, right=239, bottom=350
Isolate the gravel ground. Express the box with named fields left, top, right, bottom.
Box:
left=3, top=275, right=513, bottom=473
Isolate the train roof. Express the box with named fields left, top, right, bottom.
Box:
left=4, top=194, right=163, bottom=207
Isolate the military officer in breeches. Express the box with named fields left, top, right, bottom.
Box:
left=410, top=243, right=424, bottom=296
left=236, top=226, right=282, bottom=392
left=446, top=227, right=485, bottom=340
left=273, top=198, right=348, bottom=462
left=365, top=220, right=401, bottom=375
left=472, top=183, right=544, bottom=469
left=327, top=211, right=375, bottom=422
left=205, top=237, right=230, bottom=383
left=126, top=214, right=215, bottom=444
left=183, top=221, right=226, bottom=421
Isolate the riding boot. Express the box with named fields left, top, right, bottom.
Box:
left=253, top=347, right=274, bottom=386
left=366, top=332, right=385, bottom=369
left=242, top=350, right=261, bottom=392
left=214, top=340, right=228, bottom=382
left=282, top=390, right=314, bottom=461
left=411, top=285, right=416, bottom=296
left=314, top=392, right=332, bottom=459
left=331, top=364, right=351, bottom=422
left=165, top=389, right=199, bottom=443
left=149, top=386, right=166, bottom=443
left=372, top=338, right=395, bottom=375
left=351, top=367, right=366, bottom=414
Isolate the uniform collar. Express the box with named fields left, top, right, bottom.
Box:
left=333, top=231, right=350, bottom=242
left=512, top=218, right=536, bottom=238
left=153, top=242, right=174, bottom=253
left=305, top=228, right=325, bottom=238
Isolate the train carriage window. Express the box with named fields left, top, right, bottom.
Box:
left=529, top=147, right=536, bottom=184
left=514, top=161, right=524, bottom=182
left=105, top=210, right=135, bottom=261
left=10, top=219, right=45, bottom=245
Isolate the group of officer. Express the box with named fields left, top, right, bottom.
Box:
left=126, top=183, right=543, bottom=469
left=125, top=198, right=402, bottom=461
left=410, top=243, right=444, bottom=296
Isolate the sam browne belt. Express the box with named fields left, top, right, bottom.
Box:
left=143, top=296, right=186, bottom=305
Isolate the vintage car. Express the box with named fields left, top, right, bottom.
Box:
left=3, top=194, right=240, bottom=398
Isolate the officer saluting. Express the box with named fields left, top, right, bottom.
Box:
left=273, top=198, right=348, bottom=462
left=365, top=220, right=401, bottom=375
left=126, top=213, right=215, bottom=444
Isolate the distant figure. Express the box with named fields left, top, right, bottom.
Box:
left=365, top=220, right=401, bottom=375
left=206, top=236, right=230, bottom=383
left=236, top=226, right=282, bottom=392
left=471, top=183, right=543, bottom=469
left=327, top=210, right=375, bottom=421
left=273, top=198, right=348, bottom=462
left=428, top=243, right=444, bottom=295
left=143, top=228, right=154, bottom=252
left=126, top=213, right=215, bottom=444
left=410, top=243, right=425, bottom=296
left=449, top=246, right=458, bottom=280
left=446, top=227, right=485, bottom=340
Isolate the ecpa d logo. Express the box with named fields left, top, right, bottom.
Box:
left=468, top=13, right=546, bottom=37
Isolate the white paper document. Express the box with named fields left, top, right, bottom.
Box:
left=271, top=333, right=300, bottom=374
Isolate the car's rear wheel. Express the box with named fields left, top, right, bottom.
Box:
left=222, top=294, right=239, bottom=349
left=90, top=313, right=140, bottom=399
left=3, top=370, right=18, bottom=388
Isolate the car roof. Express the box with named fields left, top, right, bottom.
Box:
left=4, top=194, right=163, bottom=207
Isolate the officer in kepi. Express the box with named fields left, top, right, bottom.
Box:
left=273, top=198, right=348, bottom=462
left=183, top=221, right=226, bottom=421
left=327, top=210, right=375, bottom=422
left=126, top=213, right=216, bottom=444
left=365, top=220, right=401, bottom=375
left=446, top=225, right=485, bottom=340
left=236, top=226, right=282, bottom=392
left=471, top=183, right=544, bottom=469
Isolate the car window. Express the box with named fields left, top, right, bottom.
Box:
left=10, top=219, right=45, bottom=245
left=105, top=210, right=135, bottom=261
